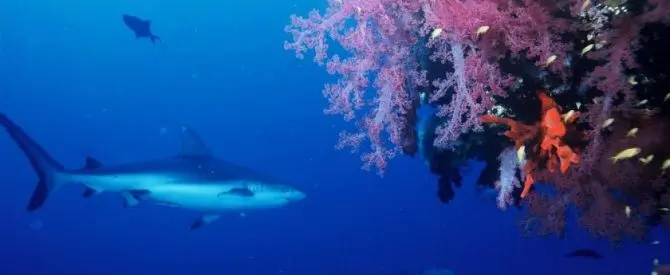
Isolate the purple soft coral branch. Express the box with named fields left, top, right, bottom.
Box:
left=285, top=0, right=425, bottom=174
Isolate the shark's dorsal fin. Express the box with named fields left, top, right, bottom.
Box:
left=83, top=157, right=103, bottom=170
left=179, top=126, right=212, bottom=157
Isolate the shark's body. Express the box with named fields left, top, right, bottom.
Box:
left=0, top=113, right=305, bottom=229
left=122, top=14, right=161, bottom=43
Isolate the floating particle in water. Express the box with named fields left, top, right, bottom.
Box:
left=422, top=269, right=455, bottom=275
left=29, top=219, right=44, bottom=231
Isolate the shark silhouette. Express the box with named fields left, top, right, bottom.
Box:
left=0, top=113, right=306, bottom=229
left=122, top=14, right=161, bottom=43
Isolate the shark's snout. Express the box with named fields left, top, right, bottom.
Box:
left=286, top=189, right=306, bottom=202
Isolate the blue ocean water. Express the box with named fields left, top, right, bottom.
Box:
left=0, top=0, right=667, bottom=274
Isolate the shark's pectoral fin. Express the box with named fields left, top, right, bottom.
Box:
left=218, top=187, right=254, bottom=198
left=82, top=187, right=99, bottom=198
left=129, top=189, right=151, bottom=200
left=122, top=192, right=140, bottom=208
left=189, top=214, right=221, bottom=230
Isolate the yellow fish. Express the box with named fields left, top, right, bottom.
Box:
left=625, top=205, right=631, bottom=218
left=476, top=25, right=490, bottom=36
left=517, top=145, right=526, bottom=164
left=562, top=110, right=576, bottom=123
left=581, top=44, right=594, bottom=56
left=663, top=159, right=670, bottom=171
left=602, top=118, right=614, bottom=128
left=628, top=75, right=638, bottom=85
left=664, top=93, right=670, bottom=102
left=611, top=147, right=641, bottom=163
left=626, top=127, right=638, bottom=137
left=430, top=28, right=443, bottom=39
left=635, top=99, right=648, bottom=107
left=639, top=154, right=654, bottom=164
left=659, top=207, right=669, bottom=212
left=545, top=55, right=557, bottom=66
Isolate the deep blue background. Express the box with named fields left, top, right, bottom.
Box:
left=0, top=0, right=668, bottom=274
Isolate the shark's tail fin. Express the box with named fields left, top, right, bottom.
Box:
left=0, top=113, right=65, bottom=211
left=150, top=35, right=161, bottom=44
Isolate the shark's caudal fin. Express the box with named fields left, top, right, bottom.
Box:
left=0, top=113, right=65, bottom=211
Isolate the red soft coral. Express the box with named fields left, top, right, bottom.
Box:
left=481, top=91, right=580, bottom=197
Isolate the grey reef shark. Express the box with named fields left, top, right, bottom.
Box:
left=122, top=14, right=161, bottom=43
left=0, top=113, right=305, bottom=229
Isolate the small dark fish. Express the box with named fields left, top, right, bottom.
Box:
left=122, top=14, right=160, bottom=43
left=565, top=249, right=603, bottom=259
left=653, top=258, right=670, bottom=275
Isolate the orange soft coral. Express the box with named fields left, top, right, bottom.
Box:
left=481, top=91, right=581, bottom=198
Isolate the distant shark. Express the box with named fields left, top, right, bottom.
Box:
left=0, top=113, right=305, bottom=229
left=122, top=14, right=161, bottom=43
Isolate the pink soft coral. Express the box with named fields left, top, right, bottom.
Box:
left=285, top=0, right=426, bottom=175
left=285, top=0, right=571, bottom=173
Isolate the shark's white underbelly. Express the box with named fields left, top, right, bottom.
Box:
left=146, top=183, right=287, bottom=212
left=67, top=173, right=291, bottom=212
left=68, top=173, right=174, bottom=193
